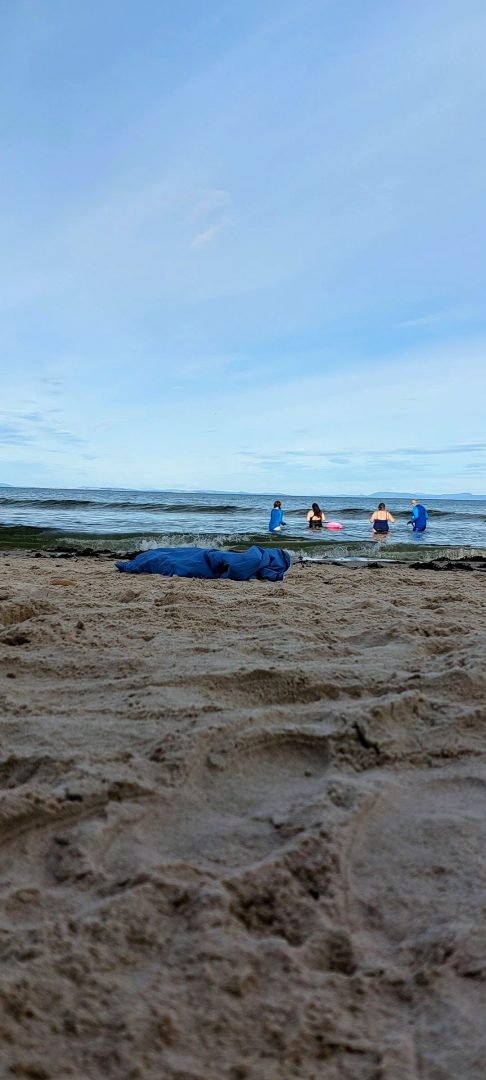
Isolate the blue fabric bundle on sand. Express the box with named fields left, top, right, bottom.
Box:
left=115, top=545, right=291, bottom=582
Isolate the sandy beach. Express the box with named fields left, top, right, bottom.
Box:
left=0, top=553, right=485, bottom=1079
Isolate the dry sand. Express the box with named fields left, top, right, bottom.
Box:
left=0, top=554, right=485, bottom=1080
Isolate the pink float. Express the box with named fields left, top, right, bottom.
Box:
left=326, top=521, right=343, bottom=530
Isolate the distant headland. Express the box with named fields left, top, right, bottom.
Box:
left=368, top=491, right=481, bottom=500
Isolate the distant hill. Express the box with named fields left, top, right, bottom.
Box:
left=368, top=491, right=483, bottom=500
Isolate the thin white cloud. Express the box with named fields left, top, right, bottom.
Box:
left=191, top=217, right=231, bottom=249
left=239, top=441, right=486, bottom=468
left=398, top=308, right=474, bottom=328
left=188, top=189, right=231, bottom=222
left=93, top=417, right=124, bottom=431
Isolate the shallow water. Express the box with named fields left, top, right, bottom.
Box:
left=0, top=486, right=485, bottom=561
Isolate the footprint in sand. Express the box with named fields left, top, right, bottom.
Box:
left=347, top=772, right=486, bottom=943
left=180, top=668, right=340, bottom=706
left=0, top=730, right=330, bottom=914
left=94, top=729, right=330, bottom=881
left=201, top=729, right=329, bottom=812
left=346, top=770, right=486, bottom=1077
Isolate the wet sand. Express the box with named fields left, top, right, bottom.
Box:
left=0, top=554, right=485, bottom=1079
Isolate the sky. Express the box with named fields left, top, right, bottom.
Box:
left=1, top=0, right=485, bottom=495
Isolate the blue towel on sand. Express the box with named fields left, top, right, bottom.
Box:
left=115, top=545, right=291, bottom=582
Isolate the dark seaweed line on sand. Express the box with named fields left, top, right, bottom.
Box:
left=1, top=540, right=486, bottom=572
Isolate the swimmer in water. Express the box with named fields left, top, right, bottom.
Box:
left=268, top=500, right=286, bottom=533
left=407, top=499, right=427, bottom=532
left=307, top=502, right=325, bottom=529
left=369, top=502, right=395, bottom=538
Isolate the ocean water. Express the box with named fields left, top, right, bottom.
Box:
left=1, top=486, right=485, bottom=562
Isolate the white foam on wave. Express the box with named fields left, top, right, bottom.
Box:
left=138, top=532, right=253, bottom=551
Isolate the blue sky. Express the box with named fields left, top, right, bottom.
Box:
left=1, top=0, right=485, bottom=494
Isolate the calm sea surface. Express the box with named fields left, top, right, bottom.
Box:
left=1, top=487, right=485, bottom=561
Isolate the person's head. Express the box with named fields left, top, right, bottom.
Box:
left=274, top=500, right=281, bottom=509
left=411, top=499, right=418, bottom=506
left=378, top=502, right=386, bottom=511
left=312, top=502, right=321, bottom=516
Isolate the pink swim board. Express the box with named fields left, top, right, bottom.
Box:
left=326, top=521, right=343, bottom=530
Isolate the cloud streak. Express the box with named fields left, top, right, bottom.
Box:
left=0, top=410, right=85, bottom=451
left=191, top=217, right=231, bottom=249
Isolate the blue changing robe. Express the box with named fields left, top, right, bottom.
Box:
left=115, top=545, right=291, bottom=582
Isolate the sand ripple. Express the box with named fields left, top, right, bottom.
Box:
left=0, top=556, right=485, bottom=1078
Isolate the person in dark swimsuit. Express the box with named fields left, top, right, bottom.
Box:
left=307, top=502, right=325, bottom=529
left=369, top=502, right=395, bottom=536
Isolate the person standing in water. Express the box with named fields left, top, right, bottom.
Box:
left=369, top=502, right=395, bottom=536
left=408, top=499, right=427, bottom=532
left=307, top=502, right=325, bottom=529
left=268, top=500, right=286, bottom=533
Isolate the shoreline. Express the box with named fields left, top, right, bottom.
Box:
left=1, top=545, right=486, bottom=572
left=1, top=555, right=485, bottom=1077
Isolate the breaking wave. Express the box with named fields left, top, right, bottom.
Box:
left=1, top=524, right=485, bottom=565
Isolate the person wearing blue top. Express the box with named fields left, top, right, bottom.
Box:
left=408, top=499, right=427, bottom=532
left=268, top=500, right=286, bottom=533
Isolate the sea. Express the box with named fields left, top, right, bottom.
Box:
left=0, top=486, right=485, bottom=563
